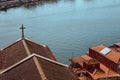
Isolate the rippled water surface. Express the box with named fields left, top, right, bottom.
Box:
left=0, top=0, right=120, bottom=64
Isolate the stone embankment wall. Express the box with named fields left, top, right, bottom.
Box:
left=0, top=0, right=40, bottom=10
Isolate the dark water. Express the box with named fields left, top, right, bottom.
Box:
left=0, top=0, right=120, bottom=64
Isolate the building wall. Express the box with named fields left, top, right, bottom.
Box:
left=98, top=77, right=120, bottom=80
left=83, top=62, right=100, bottom=70
left=89, top=48, right=118, bottom=72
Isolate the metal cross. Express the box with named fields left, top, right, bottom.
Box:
left=20, top=24, right=26, bottom=39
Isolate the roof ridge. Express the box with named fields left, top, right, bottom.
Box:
left=80, top=56, right=88, bottom=63
left=1, top=38, right=22, bottom=50
left=0, top=53, right=68, bottom=74
left=22, top=39, right=31, bottom=55
left=23, top=38, right=57, bottom=61
left=25, top=38, right=46, bottom=47
left=34, top=54, right=68, bottom=67
left=32, top=56, right=47, bottom=80
left=0, top=54, right=34, bottom=74
left=0, top=37, right=46, bottom=51
left=92, top=69, right=97, bottom=76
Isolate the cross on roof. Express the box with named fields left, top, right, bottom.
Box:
left=20, top=24, right=26, bottom=39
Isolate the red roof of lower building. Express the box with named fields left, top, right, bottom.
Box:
left=70, top=44, right=120, bottom=80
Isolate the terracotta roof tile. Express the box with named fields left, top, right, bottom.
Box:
left=106, top=51, right=120, bottom=63
left=87, top=59, right=120, bottom=79
left=70, top=56, right=84, bottom=66
left=37, top=56, right=75, bottom=80
left=1, top=39, right=28, bottom=68
left=0, top=38, right=56, bottom=68
left=90, top=45, right=107, bottom=53
left=25, top=39, right=56, bottom=60
left=90, top=44, right=120, bottom=64
left=71, top=55, right=99, bottom=65
left=0, top=57, right=42, bottom=80
left=116, top=48, right=120, bottom=52
left=0, top=54, right=76, bottom=80
left=70, top=43, right=120, bottom=79
left=81, top=55, right=92, bottom=61
left=70, top=54, right=120, bottom=79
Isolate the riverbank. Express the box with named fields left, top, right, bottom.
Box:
left=0, top=0, right=44, bottom=10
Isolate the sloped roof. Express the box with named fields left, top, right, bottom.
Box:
left=70, top=54, right=120, bottom=79
left=0, top=54, right=76, bottom=80
left=71, top=55, right=99, bottom=66
left=70, top=56, right=84, bottom=67
left=1, top=38, right=56, bottom=68
left=91, top=63, right=119, bottom=79
left=90, top=45, right=120, bottom=64
left=25, top=39, right=56, bottom=60
left=0, top=25, right=75, bottom=80
left=70, top=43, right=120, bottom=79
left=90, top=45, right=107, bottom=53
left=106, top=50, right=120, bottom=64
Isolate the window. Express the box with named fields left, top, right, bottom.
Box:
left=100, top=47, right=111, bottom=55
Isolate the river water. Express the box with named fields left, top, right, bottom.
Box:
left=0, top=0, right=120, bottom=64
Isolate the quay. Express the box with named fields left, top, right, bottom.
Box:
left=0, top=0, right=42, bottom=10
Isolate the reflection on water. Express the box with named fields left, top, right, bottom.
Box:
left=0, top=0, right=58, bottom=11
left=0, top=0, right=120, bottom=64
left=22, top=0, right=58, bottom=9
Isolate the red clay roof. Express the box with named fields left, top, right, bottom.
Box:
left=90, top=44, right=120, bottom=64
left=106, top=50, right=120, bottom=64
left=0, top=38, right=76, bottom=80
left=70, top=56, right=84, bottom=67
left=0, top=54, right=76, bottom=80
left=81, top=55, right=92, bottom=61
left=90, top=45, right=107, bottom=53
left=71, top=54, right=120, bottom=79
left=1, top=39, right=28, bottom=68
left=92, top=63, right=119, bottom=79
left=24, top=39, right=57, bottom=60
left=70, top=44, right=120, bottom=79
left=1, top=38, right=57, bottom=68
left=71, top=54, right=120, bottom=78
left=71, top=55, right=99, bottom=65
